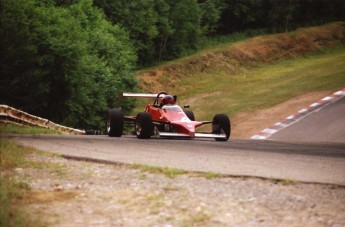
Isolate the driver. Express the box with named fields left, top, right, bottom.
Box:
left=161, top=95, right=176, bottom=107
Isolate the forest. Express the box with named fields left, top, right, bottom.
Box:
left=1, top=0, right=344, bottom=129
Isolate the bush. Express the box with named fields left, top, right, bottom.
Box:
left=0, top=0, right=137, bottom=129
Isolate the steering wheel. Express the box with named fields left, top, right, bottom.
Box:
left=154, top=91, right=168, bottom=107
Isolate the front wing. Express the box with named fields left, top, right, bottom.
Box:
left=158, top=131, right=227, bottom=139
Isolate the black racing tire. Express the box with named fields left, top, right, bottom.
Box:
left=212, top=114, right=231, bottom=141
left=184, top=110, right=195, bottom=121
left=135, top=112, right=153, bottom=139
left=106, top=108, right=124, bottom=137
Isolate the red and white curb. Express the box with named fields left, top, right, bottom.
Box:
left=251, top=88, right=345, bottom=140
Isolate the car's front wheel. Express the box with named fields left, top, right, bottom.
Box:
left=135, top=112, right=153, bottom=139
left=106, top=108, right=124, bottom=137
left=212, top=114, right=231, bottom=141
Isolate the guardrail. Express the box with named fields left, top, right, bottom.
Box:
left=0, top=104, right=85, bottom=135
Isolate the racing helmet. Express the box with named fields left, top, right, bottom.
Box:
left=162, top=95, right=176, bottom=105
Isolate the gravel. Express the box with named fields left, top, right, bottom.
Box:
left=10, top=152, right=345, bottom=227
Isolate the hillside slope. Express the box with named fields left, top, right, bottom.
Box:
left=137, top=22, right=344, bottom=92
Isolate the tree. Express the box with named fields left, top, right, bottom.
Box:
left=94, top=0, right=160, bottom=65
left=94, top=0, right=204, bottom=64
left=199, top=0, right=226, bottom=35
left=165, top=0, right=202, bottom=57
left=153, top=0, right=174, bottom=62
left=0, top=0, right=137, bottom=129
left=218, top=0, right=264, bottom=33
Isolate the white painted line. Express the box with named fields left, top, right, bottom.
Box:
left=286, top=115, right=295, bottom=120
left=298, top=108, right=308, bottom=113
left=334, top=91, right=343, bottom=95
left=251, top=135, right=267, bottom=140
left=310, top=102, right=320, bottom=107
left=263, top=128, right=278, bottom=134
left=321, top=96, right=333, bottom=101
left=274, top=122, right=288, bottom=127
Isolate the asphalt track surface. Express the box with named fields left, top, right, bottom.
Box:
left=6, top=133, right=345, bottom=186
left=269, top=96, right=345, bottom=143
left=4, top=95, right=345, bottom=186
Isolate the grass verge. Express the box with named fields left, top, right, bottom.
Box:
left=0, top=139, right=46, bottom=227
left=130, top=164, right=188, bottom=178
left=0, top=121, right=61, bottom=135
left=130, top=163, right=224, bottom=179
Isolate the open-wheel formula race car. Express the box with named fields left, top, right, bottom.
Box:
left=106, top=92, right=231, bottom=141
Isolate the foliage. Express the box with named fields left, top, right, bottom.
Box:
left=199, top=0, right=226, bottom=35
left=94, top=0, right=161, bottom=65
left=217, top=0, right=345, bottom=34
left=165, top=0, right=202, bottom=58
left=0, top=0, right=137, bottom=129
left=94, top=0, right=203, bottom=65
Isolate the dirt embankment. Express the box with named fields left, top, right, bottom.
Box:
left=137, top=22, right=345, bottom=92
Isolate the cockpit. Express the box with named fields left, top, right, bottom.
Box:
left=162, top=104, right=183, bottom=112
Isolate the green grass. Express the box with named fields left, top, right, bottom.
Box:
left=204, top=172, right=222, bottom=179
left=130, top=163, right=225, bottom=179
left=0, top=139, right=34, bottom=170
left=0, top=122, right=60, bottom=135
left=1, top=140, right=35, bottom=226
left=0, top=139, right=49, bottom=227
left=0, top=177, right=32, bottom=227
left=130, top=164, right=188, bottom=178
left=173, top=47, right=345, bottom=120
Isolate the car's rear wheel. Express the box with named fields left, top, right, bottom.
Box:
left=106, top=108, right=124, bottom=137
left=135, top=112, right=153, bottom=139
left=184, top=110, right=195, bottom=121
left=212, top=114, right=231, bottom=141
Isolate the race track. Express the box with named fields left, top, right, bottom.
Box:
left=269, top=96, right=345, bottom=143
left=6, top=133, right=345, bottom=185
left=4, top=93, right=345, bottom=186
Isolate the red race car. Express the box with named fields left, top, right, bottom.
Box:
left=106, top=92, right=231, bottom=141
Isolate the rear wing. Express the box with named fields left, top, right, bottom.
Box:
left=122, top=93, right=159, bottom=98
left=119, top=93, right=159, bottom=106
left=119, top=92, right=177, bottom=107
